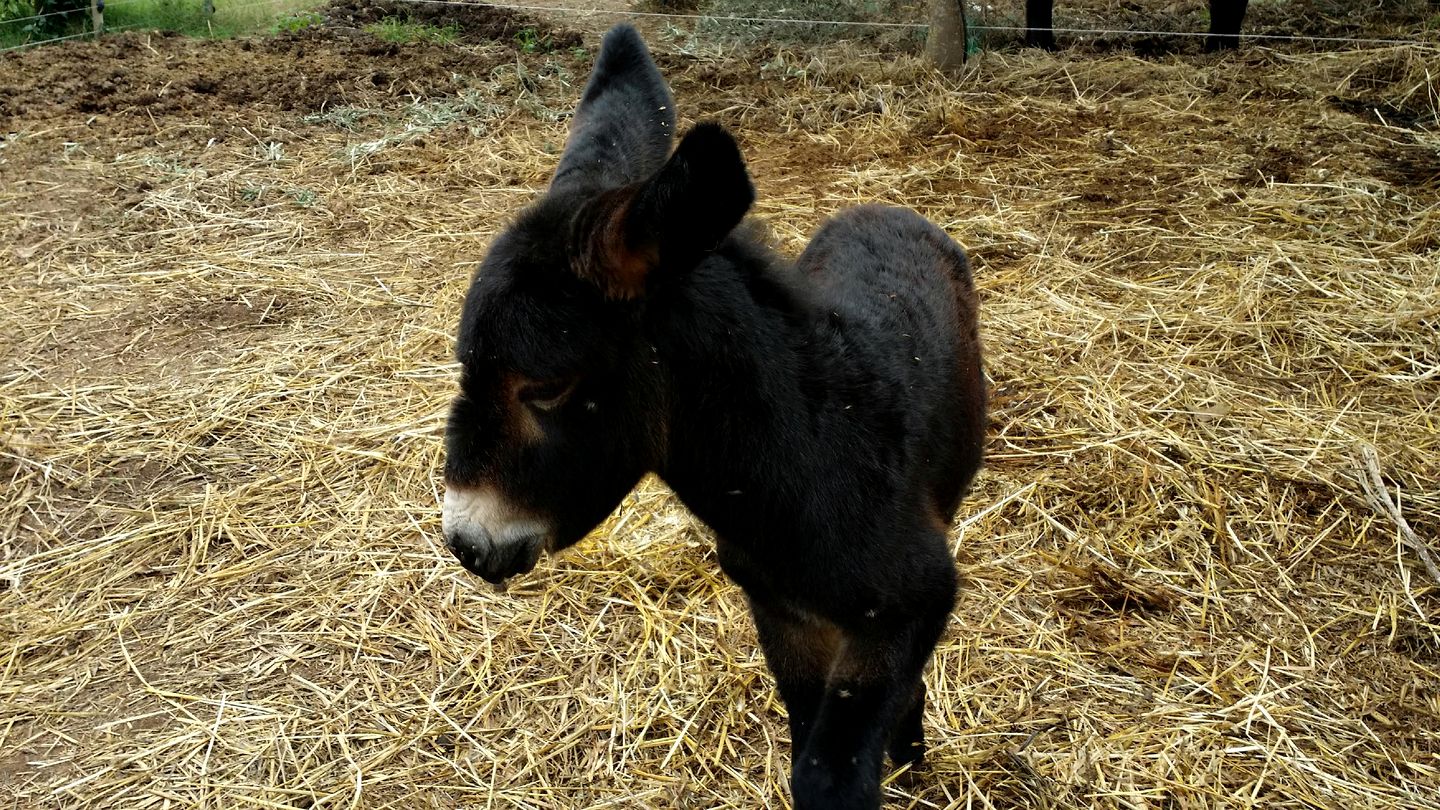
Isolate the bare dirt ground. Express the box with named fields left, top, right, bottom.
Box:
left=2, top=1, right=1439, bottom=808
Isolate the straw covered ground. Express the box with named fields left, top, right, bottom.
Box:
left=2, top=2, right=1439, bottom=807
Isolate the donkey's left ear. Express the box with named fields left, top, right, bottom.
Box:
left=551, top=24, right=676, bottom=195
left=572, top=124, right=755, bottom=300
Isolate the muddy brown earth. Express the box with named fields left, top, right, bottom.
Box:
left=323, top=0, right=583, bottom=47
left=0, top=4, right=590, bottom=247
left=1, top=28, right=534, bottom=127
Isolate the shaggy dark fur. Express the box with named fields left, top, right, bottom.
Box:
left=443, top=25, right=986, bottom=809
left=1025, top=0, right=1250, bottom=51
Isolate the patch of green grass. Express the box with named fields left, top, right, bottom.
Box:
left=110, top=0, right=321, bottom=38
left=2, top=0, right=321, bottom=49
left=364, top=16, right=458, bottom=45
left=271, top=9, right=321, bottom=34
left=514, top=26, right=557, bottom=54
left=111, top=0, right=208, bottom=34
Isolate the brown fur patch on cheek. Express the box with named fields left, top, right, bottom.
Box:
left=443, top=377, right=545, bottom=503
left=501, top=374, right=545, bottom=445
left=802, top=620, right=845, bottom=676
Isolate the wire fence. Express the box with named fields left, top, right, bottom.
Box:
left=0, top=0, right=300, bottom=50
left=1, top=2, right=112, bottom=26
left=2, top=0, right=1436, bottom=53
left=389, top=0, right=1437, bottom=48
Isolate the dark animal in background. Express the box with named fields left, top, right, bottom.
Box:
left=441, top=24, right=986, bottom=810
left=1026, top=0, right=1250, bottom=51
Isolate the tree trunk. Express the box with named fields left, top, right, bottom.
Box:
left=925, top=0, right=968, bottom=70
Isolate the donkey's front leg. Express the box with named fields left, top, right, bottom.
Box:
left=887, top=680, right=928, bottom=767
left=791, top=593, right=952, bottom=809
left=748, top=597, right=840, bottom=755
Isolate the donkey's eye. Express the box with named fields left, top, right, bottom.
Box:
left=518, top=377, right=578, bottom=412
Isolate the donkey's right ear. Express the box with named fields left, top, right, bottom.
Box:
left=550, top=25, right=677, bottom=196
left=568, top=123, right=754, bottom=301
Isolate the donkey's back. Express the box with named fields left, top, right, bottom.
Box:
left=800, top=203, right=985, bottom=519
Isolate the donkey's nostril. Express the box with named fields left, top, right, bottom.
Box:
left=491, top=532, right=544, bottom=583
left=446, top=526, right=495, bottom=577
left=444, top=521, right=547, bottom=584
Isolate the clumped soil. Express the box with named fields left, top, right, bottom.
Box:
left=323, top=0, right=583, bottom=48
left=0, top=30, right=498, bottom=123
left=0, top=2, right=582, bottom=125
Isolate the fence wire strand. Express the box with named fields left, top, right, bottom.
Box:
left=0, top=0, right=151, bottom=28
left=0, top=27, right=96, bottom=50
left=390, top=0, right=1436, bottom=48
left=0, top=0, right=165, bottom=38
left=3, top=0, right=1436, bottom=52
left=210, top=0, right=306, bottom=18
left=0, top=0, right=289, bottom=52
left=2, top=6, right=94, bottom=26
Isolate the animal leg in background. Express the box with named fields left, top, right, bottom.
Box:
left=1025, top=0, right=1057, bottom=50
left=1025, top=0, right=1250, bottom=50
left=1206, top=0, right=1250, bottom=51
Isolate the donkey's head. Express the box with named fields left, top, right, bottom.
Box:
left=442, top=25, right=755, bottom=583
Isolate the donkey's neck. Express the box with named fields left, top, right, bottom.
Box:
left=651, top=237, right=822, bottom=493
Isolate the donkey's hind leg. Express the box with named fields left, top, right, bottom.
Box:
left=748, top=596, right=842, bottom=756
left=888, top=681, right=928, bottom=766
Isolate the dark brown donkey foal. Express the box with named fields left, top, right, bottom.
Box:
left=441, top=24, right=985, bottom=809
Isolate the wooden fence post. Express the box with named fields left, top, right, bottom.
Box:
left=90, top=0, right=104, bottom=38
left=925, top=0, right=968, bottom=70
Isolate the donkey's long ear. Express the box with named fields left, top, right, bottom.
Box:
left=572, top=123, right=755, bottom=300
left=551, top=24, right=676, bottom=195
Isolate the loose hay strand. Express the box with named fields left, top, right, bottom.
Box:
left=2, top=4, right=1439, bottom=809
